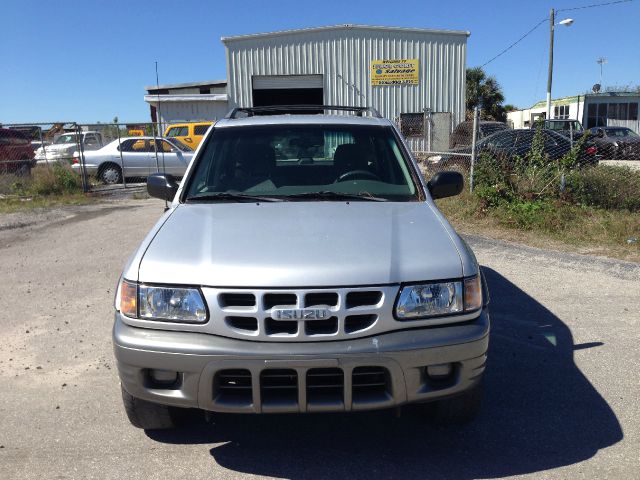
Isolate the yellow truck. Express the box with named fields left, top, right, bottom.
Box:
left=164, top=121, right=213, bottom=149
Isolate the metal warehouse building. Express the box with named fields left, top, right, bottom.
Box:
left=146, top=24, right=469, bottom=148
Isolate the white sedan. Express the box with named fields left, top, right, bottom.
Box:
left=71, top=137, right=195, bottom=184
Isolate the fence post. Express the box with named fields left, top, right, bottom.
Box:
left=75, top=123, right=89, bottom=193
left=151, top=123, right=160, bottom=173
left=38, top=127, right=49, bottom=166
left=469, top=107, right=479, bottom=193
left=116, top=124, right=127, bottom=188
left=423, top=108, right=432, bottom=152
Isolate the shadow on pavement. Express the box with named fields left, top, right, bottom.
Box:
left=147, top=267, right=623, bottom=479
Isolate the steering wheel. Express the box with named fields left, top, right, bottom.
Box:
left=336, top=169, right=381, bottom=183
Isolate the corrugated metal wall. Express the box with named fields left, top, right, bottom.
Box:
left=224, top=27, right=467, bottom=130
left=157, top=102, right=230, bottom=125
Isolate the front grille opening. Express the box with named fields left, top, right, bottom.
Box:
left=219, top=293, right=256, bottom=308
left=304, top=292, right=339, bottom=307
left=307, top=368, right=344, bottom=405
left=264, top=293, right=297, bottom=310
left=261, top=369, right=298, bottom=407
left=345, top=314, right=377, bottom=333
left=305, top=317, right=338, bottom=335
left=265, top=317, right=298, bottom=335
left=214, top=369, right=253, bottom=406
left=346, top=291, right=383, bottom=308
left=352, top=366, right=391, bottom=403
left=225, top=316, right=258, bottom=332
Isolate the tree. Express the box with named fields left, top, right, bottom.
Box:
left=466, top=67, right=507, bottom=122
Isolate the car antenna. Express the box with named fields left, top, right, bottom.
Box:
left=155, top=61, right=168, bottom=211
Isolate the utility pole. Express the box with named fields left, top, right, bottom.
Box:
left=597, top=57, right=607, bottom=85
left=546, top=8, right=555, bottom=120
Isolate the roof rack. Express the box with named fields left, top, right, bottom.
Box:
left=226, top=105, right=382, bottom=119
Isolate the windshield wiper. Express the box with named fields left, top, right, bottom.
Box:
left=186, top=192, right=283, bottom=202
left=284, top=191, right=387, bottom=202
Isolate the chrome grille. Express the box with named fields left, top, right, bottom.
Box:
left=202, top=286, right=398, bottom=342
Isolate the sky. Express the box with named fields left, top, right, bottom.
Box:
left=1, top=0, right=638, bottom=123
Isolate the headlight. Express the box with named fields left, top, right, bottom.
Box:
left=119, top=280, right=208, bottom=323
left=395, top=275, right=482, bottom=320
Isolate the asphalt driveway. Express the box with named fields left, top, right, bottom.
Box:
left=0, top=199, right=638, bottom=479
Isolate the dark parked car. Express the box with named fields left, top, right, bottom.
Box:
left=449, top=120, right=508, bottom=149
left=429, top=129, right=598, bottom=170
left=588, top=127, right=640, bottom=159
left=0, top=128, right=36, bottom=175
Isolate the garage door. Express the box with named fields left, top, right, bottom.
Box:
left=252, top=75, right=323, bottom=90
left=252, top=75, right=324, bottom=109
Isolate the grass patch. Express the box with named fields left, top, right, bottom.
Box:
left=0, top=164, right=93, bottom=213
left=436, top=188, right=640, bottom=262
left=0, top=193, right=94, bottom=214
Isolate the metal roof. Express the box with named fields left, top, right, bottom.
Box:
left=221, top=24, right=470, bottom=43
left=144, top=94, right=228, bottom=103
left=145, top=80, right=227, bottom=92
left=529, top=91, right=640, bottom=109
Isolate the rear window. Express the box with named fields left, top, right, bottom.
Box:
left=185, top=124, right=419, bottom=201
left=480, top=123, right=508, bottom=137
left=194, top=125, right=210, bottom=135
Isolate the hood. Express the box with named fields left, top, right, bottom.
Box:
left=45, top=144, right=75, bottom=153
left=137, top=202, right=462, bottom=287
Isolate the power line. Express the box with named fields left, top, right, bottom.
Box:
left=481, top=17, right=548, bottom=68
left=558, top=0, right=633, bottom=13
left=480, top=0, right=634, bottom=67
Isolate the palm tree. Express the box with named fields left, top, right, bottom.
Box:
left=466, top=67, right=506, bottom=122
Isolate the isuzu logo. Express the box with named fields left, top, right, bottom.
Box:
left=271, top=308, right=331, bottom=321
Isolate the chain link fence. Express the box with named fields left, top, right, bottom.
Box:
left=401, top=107, right=606, bottom=200
left=0, top=121, right=196, bottom=196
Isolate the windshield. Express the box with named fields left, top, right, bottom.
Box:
left=168, top=139, right=193, bottom=152
left=54, top=133, right=78, bottom=144
left=547, top=120, right=582, bottom=132
left=185, top=124, right=419, bottom=201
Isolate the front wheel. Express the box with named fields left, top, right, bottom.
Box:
left=16, top=162, right=32, bottom=177
left=99, top=164, right=122, bottom=184
left=121, top=385, right=177, bottom=430
left=431, top=382, right=483, bottom=425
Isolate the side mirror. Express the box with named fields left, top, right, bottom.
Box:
left=427, top=171, right=464, bottom=199
left=147, top=173, right=179, bottom=201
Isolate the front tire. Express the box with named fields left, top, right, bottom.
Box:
left=16, top=162, right=31, bottom=177
left=121, top=385, right=177, bottom=430
left=431, top=382, right=483, bottom=425
left=99, top=163, right=122, bottom=184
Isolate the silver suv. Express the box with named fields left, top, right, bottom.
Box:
left=113, top=106, right=489, bottom=429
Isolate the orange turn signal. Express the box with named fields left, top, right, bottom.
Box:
left=120, top=280, right=138, bottom=318
left=464, top=276, right=482, bottom=311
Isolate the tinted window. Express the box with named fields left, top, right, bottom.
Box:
left=166, top=127, right=188, bottom=137
left=186, top=125, right=418, bottom=201
left=194, top=125, right=210, bottom=135
left=479, top=123, right=508, bottom=138
left=121, top=139, right=150, bottom=152
left=486, top=131, right=516, bottom=148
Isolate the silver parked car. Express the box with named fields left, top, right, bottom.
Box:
left=113, top=106, right=489, bottom=429
left=72, top=137, right=194, bottom=184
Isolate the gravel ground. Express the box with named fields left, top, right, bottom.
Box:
left=0, top=198, right=638, bottom=480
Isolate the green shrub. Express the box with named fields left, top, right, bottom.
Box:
left=30, top=164, right=81, bottom=196
left=566, top=165, right=640, bottom=211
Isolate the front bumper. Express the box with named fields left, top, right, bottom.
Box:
left=113, top=309, right=489, bottom=413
